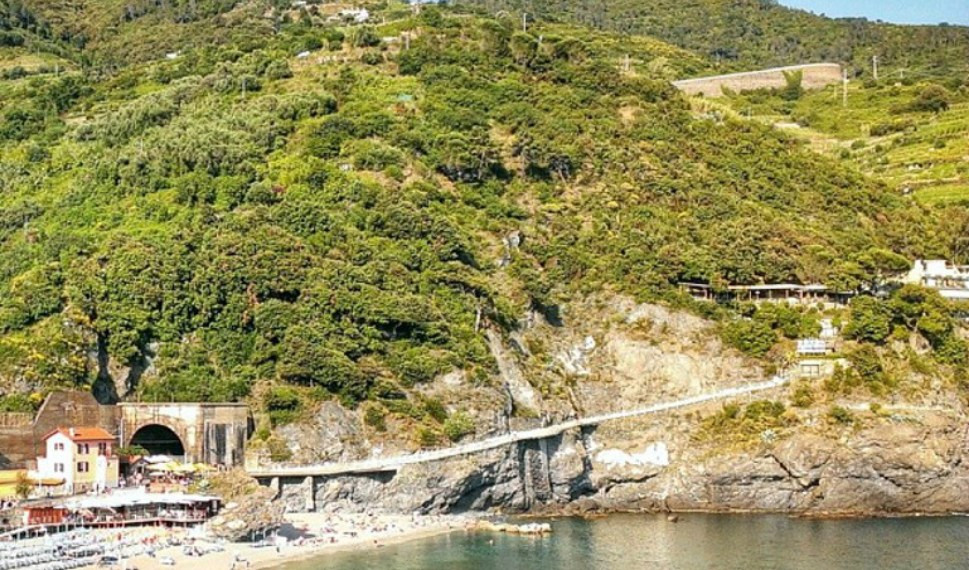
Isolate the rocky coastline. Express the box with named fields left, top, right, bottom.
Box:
left=265, top=301, right=969, bottom=521
left=273, top=409, right=969, bottom=519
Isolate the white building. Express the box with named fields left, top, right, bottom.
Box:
left=905, top=260, right=969, bottom=300
left=338, top=8, right=370, bottom=23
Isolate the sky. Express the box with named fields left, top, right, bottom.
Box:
left=779, top=0, right=969, bottom=26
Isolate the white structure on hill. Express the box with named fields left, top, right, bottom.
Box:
left=905, top=260, right=969, bottom=300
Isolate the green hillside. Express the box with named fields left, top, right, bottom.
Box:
left=713, top=75, right=969, bottom=209
left=456, top=0, right=969, bottom=79
left=0, top=2, right=965, bottom=440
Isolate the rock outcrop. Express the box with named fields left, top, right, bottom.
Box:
left=207, top=485, right=286, bottom=541
left=274, top=410, right=969, bottom=518
left=266, top=298, right=969, bottom=518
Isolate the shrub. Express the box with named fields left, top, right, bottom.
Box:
left=743, top=400, right=786, bottom=422
left=420, top=397, right=448, bottom=423
left=869, top=120, right=914, bottom=138
left=846, top=344, right=884, bottom=383
left=905, top=85, right=951, bottom=113
left=361, top=51, right=383, bottom=66
left=828, top=406, right=855, bottom=425
left=443, top=411, right=475, bottom=442
left=416, top=425, right=441, bottom=448
left=265, top=385, right=302, bottom=426
left=264, top=60, right=293, bottom=80
left=267, top=436, right=293, bottom=462
left=791, top=384, right=815, bottom=408
left=363, top=403, right=387, bottom=432
left=722, top=319, right=776, bottom=357
left=0, top=393, right=40, bottom=413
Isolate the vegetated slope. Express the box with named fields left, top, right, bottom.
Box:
left=0, top=0, right=74, bottom=61
left=14, top=0, right=274, bottom=69
left=456, top=0, right=969, bottom=79
left=0, top=5, right=960, bottom=429
left=712, top=74, right=969, bottom=209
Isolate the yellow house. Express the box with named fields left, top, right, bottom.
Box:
left=35, top=427, right=119, bottom=494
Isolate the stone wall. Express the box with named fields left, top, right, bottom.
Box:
left=673, top=63, right=843, bottom=98
left=0, top=391, right=118, bottom=468
left=119, top=402, right=250, bottom=465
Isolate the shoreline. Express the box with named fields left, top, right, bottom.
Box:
left=523, top=506, right=969, bottom=521
left=74, top=512, right=471, bottom=570
left=250, top=522, right=461, bottom=569
left=61, top=508, right=969, bottom=569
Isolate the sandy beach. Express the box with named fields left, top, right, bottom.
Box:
left=75, top=512, right=469, bottom=570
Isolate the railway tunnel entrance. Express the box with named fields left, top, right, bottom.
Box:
left=129, top=424, right=186, bottom=458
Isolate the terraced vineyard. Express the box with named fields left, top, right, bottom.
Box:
left=719, top=81, right=969, bottom=206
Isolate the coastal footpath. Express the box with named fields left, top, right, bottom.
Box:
left=262, top=298, right=969, bottom=518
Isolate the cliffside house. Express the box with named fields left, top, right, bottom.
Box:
left=679, top=283, right=853, bottom=305
left=34, top=428, right=119, bottom=495
left=904, top=260, right=969, bottom=300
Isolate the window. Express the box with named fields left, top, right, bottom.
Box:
left=77, top=443, right=89, bottom=454
left=54, top=463, right=64, bottom=473
left=53, top=442, right=64, bottom=451
left=77, top=462, right=89, bottom=473
left=801, top=363, right=821, bottom=378
left=98, top=443, right=107, bottom=456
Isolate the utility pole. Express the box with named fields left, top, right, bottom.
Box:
left=872, top=55, right=878, bottom=81
left=842, top=67, right=849, bottom=108
left=623, top=54, right=630, bottom=73
left=522, top=12, right=528, bottom=32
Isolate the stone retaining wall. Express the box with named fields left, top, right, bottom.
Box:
left=673, top=63, right=843, bottom=98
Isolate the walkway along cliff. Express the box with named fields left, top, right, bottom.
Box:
left=255, top=375, right=969, bottom=518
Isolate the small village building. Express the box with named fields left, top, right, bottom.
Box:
left=905, top=260, right=969, bottom=300
left=679, top=283, right=853, bottom=305
left=795, top=358, right=843, bottom=379
left=20, top=490, right=220, bottom=529
left=22, top=505, right=68, bottom=526
left=34, top=428, right=119, bottom=495
left=796, top=338, right=831, bottom=356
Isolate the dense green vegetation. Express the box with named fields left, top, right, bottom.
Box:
left=0, top=1, right=965, bottom=438
left=457, top=0, right=969, bottom=79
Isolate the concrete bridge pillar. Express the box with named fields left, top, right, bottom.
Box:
left=304, top=476, right=316, bottom=511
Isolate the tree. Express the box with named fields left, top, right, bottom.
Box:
left=844, top=296, right=892, bottom=343
left=15, top=472, right=32, bottom=500
left=722, top=319, right=776, bottom=357
left=904, top=84, right=951, bottom=113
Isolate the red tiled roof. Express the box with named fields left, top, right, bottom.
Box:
left=42, top=427, right=115, bottom=442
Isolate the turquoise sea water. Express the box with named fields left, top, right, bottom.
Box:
left=280, top=513, right=969, bottom=570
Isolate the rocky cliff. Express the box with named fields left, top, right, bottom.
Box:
left=269, top=297, right=969, bottom=517
left=276, top=407, right=969, bottom=517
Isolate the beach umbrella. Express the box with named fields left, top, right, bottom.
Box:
left=145, top=455, right=173, bottom=464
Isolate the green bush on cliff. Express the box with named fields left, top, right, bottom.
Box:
left=721, top=319, right=776, bottom=357
left=828, top=406, right=855, bottom=425
left=443, top=411, right=475, bottom=442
